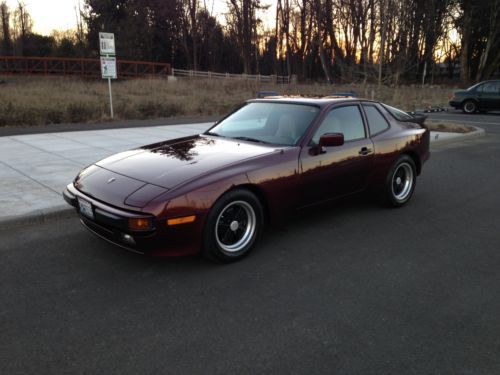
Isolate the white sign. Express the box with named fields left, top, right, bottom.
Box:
left=99, top=32, right=115, bottom=55
left=100, top=56, right=117, bottom=79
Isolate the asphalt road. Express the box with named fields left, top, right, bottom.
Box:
left=1, top=133, right=500, bottom=374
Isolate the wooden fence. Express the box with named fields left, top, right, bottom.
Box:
left=172, top=68, right=291, bottom=84
left=0, top=56, right=292, bottom=83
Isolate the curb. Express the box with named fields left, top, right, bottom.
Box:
left=0, top=205, right=75, bottom=230
left=431, top=126, right=485, bottom=146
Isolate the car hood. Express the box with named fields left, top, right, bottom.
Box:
left=453, top=89, right=468, bottom=96
left=94, top=135, right=278, bottom=189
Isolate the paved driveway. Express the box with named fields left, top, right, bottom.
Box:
left=1, top=134, right=499, bottom=374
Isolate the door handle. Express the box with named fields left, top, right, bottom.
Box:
left=359, top=147, right=373, bottom=156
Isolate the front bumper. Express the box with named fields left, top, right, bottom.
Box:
left=64, top=184, right=156, bottom=253
left=64, top=183, right=205, bottom=256
left=449, top=99, right=462, bottom=109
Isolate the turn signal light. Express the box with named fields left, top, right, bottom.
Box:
left=167, top=215, right=196, bottom=226
left=128, top=217, right=153, bottom=231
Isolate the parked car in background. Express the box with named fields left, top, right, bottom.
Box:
left=257, top=90, right=280, bottom=98
left=331, top=91, right=358, bottom=98
left=449, top=80, right=500, bottom=114
left=64, top=97, right=430, bottom=262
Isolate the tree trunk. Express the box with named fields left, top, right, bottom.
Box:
left=475, top=0, right=500, bottom=81
left=189, top=0, right=198, bottom=70
left=460, top=0, right=472, bottom=83
left=0, top=2, right=12, bottom=55
left=315, top=0, right=332, bottom=83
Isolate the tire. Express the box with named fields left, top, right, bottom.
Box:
left=202, top=189, right=263, bottom=263
left=462, top=100, right=477, bottom=114
left=384, top=155, right=417, bottom=207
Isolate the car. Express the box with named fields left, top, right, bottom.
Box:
left=331, top=91, right=358, bottom=97
left=449, top=80, right=500, bottom=114
left=63, top=97, right=430, bottom=262
left=257, top=90, right=280, bottom=98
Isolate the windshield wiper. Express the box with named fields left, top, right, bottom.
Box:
left=232, top=136, right=268, bottom=144
left=205, top=131, right=223, bottom=137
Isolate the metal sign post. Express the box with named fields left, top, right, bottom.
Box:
left=99, top=32, right=116, bottom=118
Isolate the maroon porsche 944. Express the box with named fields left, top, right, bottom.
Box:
left=64, top=97, right=430, bottom=262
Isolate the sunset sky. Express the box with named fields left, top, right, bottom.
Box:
left=5, top=0, right=80, bottom=35
left=5, top=0, right=275, bottom=36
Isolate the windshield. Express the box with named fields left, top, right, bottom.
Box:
left=467, top=82, right=483, bottom=91
left=206, top=102, right=320, bottom=146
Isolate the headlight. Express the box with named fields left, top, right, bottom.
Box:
left=128, top=217, right=153, bottom=231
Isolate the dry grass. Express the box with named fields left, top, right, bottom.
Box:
left=0, top=75, right=457, bottom=127
left=426, top=122, right=475, bottom=133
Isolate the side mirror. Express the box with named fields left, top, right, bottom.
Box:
left=319, top=133, right=344, bottom=147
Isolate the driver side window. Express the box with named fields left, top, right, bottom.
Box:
left=311, top=105, right=365, bottom=145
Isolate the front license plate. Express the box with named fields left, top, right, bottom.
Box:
left=78, top=197, right=94, bottom=220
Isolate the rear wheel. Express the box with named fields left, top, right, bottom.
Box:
left=202, top=189, right=263, bottom=263
left=384, top=155, right=417, bottom=207
left=462, top=100, right=477, bottom=114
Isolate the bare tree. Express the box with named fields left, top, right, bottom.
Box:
left=74, top=0, right=85, bottom=46
left=181, top=0, right=199, bottom=70
left=226, top=0, right=263, bottom=74
left=475, top=0, right=500, bottom=80
left=13, top=1, right=32, bottom=55
left=0, top=1, right=12, bottom=55
left=315, top=0, right=333, bottom=82
left=459, top=0, right=471, bottom=83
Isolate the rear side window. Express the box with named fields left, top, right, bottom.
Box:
left=382, top=104, right=413, bottom=121
left=363, top=105, right=390, bottom=135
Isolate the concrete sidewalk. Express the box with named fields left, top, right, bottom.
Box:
left=0, top=122, right=212, bottom=228
left=0, top=123, right=484, bottom=228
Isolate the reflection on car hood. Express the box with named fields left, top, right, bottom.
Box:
left=74, top=165, right=168, bottom=209
left=95, top=135, right=278, bottom=189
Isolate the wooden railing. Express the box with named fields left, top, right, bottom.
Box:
left=172, top=68, right=291, bottom=84
left=0, top=56, right=292, bottom=83
left=0, top=56, right=171, bottom=78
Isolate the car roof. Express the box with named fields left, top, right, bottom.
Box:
left=248, top=96, right=365, bottom=107
left=475, top=80, right=500, bottom=85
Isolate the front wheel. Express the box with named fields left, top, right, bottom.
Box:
left=384, top=155, right=417, bottom=207
left=202, top=189, right=263, bottom=263
left=462, top=100, right=477, bottom=114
